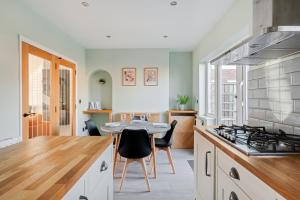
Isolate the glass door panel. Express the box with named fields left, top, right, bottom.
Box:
left=28, top=54, right=51, bottom=138
left=58, top=65, right=74, bottom=136
left=220, top=65, right=237, bottom=126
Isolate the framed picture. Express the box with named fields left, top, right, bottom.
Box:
left=144, top=67, right=158, bottom=86
left=122, top=68, right=136, bottom=86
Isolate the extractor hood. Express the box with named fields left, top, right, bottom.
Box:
left=211, top=0, right=300, bottom=66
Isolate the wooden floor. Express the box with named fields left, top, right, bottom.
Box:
left=113, top=149, right=194, bottom=200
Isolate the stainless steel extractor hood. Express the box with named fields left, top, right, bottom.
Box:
left=211, top=0, right=300, bottom=66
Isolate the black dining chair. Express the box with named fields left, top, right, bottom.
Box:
left=153, top=120, right=178, bottom=174
left=85, top=119, right=101, bottom=136
left=118, top=129, right=152, bottom=192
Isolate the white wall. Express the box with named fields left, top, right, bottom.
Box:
left=86, top=49, right=170, bottom=121
left=192, top=0, right=253, bottom=115
left=0, top=0, right=88, bottom=140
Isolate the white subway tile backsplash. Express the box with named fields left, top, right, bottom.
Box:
left=294, top=127, right=300, bottom=136
left=267, top=88, right=280, bottom=100
left=291, top=86, right=300, bottom=99
left=259, top=120, right=273, bottom=132
left=248, top=118, right=260, bottom=126
left=248, top=80, right=258, bottom=89
left=253, top=89, right=268, bottom=99
left=291, top=72, right=300, bottom=85
left=274, top=123, right=294, bottom=134
left=281, top=57, right=300, bottom=73
left=248, top=54, right=300, bottom=135
left=249, top=109, right=266, bottom=120
left=248, top=99, right=259, bottom=108
left=259, top=99, right=272, bottom=110
left=258, top=79, right=266, bottom=88
left=282, top=113, right=300, bottom=127
left=266, top=111, right=281, bottom=123
left=294, top=100, right=300, bottom=113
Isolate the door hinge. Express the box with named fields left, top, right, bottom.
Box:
left=55, top=64, right=58, bottom=70
left=55, top=106, right=57, bottom=112
left=75, top=70, right=77, bottom=75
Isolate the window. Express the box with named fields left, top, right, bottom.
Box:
left=205, top=64, right=247, bottom=126
left=220, top=65, right=237, bottom=125
left=207, top=64, right=216, bottom=116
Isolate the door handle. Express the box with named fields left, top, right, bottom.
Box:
left=229, top=167, right=240, bottom=180
left=229, top=191, right=239, bottom=200
left=205, top=151, right=211, bottom=177
left=100, top=161, right=108, bottom=172
left=23, top=112, right=36, bottom=117
left=79, top=195, right=88, bottom=200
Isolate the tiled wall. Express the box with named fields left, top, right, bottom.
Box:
left=248, top=54, right=300, bottom=135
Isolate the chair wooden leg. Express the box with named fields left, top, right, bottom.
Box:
left=119, top=159, right=129, bottom=192
left=166, top=147, right=176, bottom=174
left=139, top=158, right=151, bottom=192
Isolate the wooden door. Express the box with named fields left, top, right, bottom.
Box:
left=22, top=42, right=76, bottom=140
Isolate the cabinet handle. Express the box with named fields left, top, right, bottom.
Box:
left=79, top=195, right=88, bottom=200
left=205, top=151, right=211, bottom=177
left=100, top=161, right=108, bottom=172
left=229, top=167, right=240, bottom=180
left=229, top=191, right=239, bottom=200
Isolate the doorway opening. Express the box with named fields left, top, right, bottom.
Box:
left=22, top=42, right=76, bottom=140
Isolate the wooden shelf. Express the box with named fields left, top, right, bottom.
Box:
left=169, top=109, right=197, bottom=114
left=83, top=109, right=112, bottom=114
left=83, top=109, right=113, bottom=122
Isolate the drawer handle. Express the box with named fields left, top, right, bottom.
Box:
left=229, top=167, right=240, bottom=180
left=100, top=161, right=108, bottom=172
left=205, top=151, right=211, bottom=177
left=79, top=195, right=88, bottom=200
left=229, top=191, right=239, bottom=200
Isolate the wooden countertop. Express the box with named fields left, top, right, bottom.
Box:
left=83, top=109, right=112, bottom=114
left=0, top=136, right=113, bottom=200
left=194, top=126, right=300, bottom=200
left=169, top=109, right=197, bottom=114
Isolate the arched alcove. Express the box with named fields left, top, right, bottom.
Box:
left=89, top=70, right=112, bottom=109
left=88, top=70, right=113, bottom=132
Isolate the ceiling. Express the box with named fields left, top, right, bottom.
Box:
left=23, top=0, right=235, bottom=51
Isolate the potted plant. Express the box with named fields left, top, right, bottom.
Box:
left=177, top=95, right=190, bottom=110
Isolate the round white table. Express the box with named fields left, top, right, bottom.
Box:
left=101, top=121, right=171, bottom=178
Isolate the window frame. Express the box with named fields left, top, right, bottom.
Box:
left=205, top=63, right=217, bottom=118
left=205, top=64, right=248, bottom=125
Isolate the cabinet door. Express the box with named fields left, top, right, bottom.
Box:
left=62, top=176, right=85, bottom=200
left=195, top=134, right=215, bottom=200
left=217, top=167, right=250, bottom=200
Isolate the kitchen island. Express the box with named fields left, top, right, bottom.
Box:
left=0, top=136, right=113, bottom=200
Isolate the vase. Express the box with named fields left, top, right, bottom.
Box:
left=179, top=104, right=186, bottom=111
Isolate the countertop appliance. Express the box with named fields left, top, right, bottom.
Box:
left=211, top=0, right=300, bottom=66
left=206, top=124, right=300, bottom=156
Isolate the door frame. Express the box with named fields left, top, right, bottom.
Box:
left=19, top=36, right=78, bottom=140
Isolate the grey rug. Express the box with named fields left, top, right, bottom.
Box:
left=187, top=160, right=194, bottom=171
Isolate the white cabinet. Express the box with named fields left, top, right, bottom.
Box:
left=216, top=148, right=286, bottom=200
left=194, top=132, right=215, bottom=200
left=217, top=167, right=251, bottom=200
left=63, top=144, right=113, bottom=200
left=63, top=176, right=85, bottom=200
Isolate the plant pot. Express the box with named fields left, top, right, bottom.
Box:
left=179, top=104, right=186, bottom=111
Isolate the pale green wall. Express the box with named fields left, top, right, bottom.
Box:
left=192, top=0, right=253, bottom=115
left=169, top=52, right=193, bottom=109
left=0, top=0, right=88, bottom=140
left=86, top=49, right=170, bottom=122
left=89, top=70, right=112, bottom=109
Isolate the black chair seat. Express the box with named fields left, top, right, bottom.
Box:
left=155, top=138, right=171, bottom=148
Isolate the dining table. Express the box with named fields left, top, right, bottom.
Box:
left=100, top=120, right=171, bottom=179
